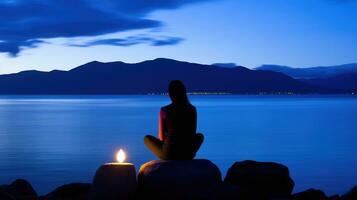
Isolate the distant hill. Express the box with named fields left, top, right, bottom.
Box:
left=0, top=58, right=329, bottom=94
left=303, top=73, right=357, bottom=91
left=256, top=63, right=357, bottom=79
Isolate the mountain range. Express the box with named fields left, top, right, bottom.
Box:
left=256, top=63, right=357, bottom=79
left=255, top=63, right=357, bottom=91
left=0, top=58, right=355, bottom=94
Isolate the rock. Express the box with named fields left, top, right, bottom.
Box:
left=0, top=192, right=15, bottom=200
left=328, top=195, right=341, bottom=200
left=292, top=189, right=327, bottom=200
left=138, top=159, right=222, bottom=200
left=224, top=160, right=294, bottom=199
left=342, top=186, right=357, bottom=200
left=216, top=184, right=259, bottom=200
left=89, top=163, right=137, bottom=200
left=0, top=179, right=37, bottom=200
left=10, top=179, right=37, bottom=197
left=46, top=183, right=91, bottom=200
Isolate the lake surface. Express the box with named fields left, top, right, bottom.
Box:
left=0, top=95, right=357, bottom=195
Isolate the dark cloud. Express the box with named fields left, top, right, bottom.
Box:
left=0, top=39, right=46, bottom=57
left=151, top=37, right=183, bottom=46
left=69, top=35, right=184, bottom=47
left=0, top=0, right=212, bottom=56
left=87, top=0, right=214, bottom=15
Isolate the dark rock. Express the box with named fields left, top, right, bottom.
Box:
left=0, top=192, right=15, bottom=200
left=0, top=179, right=37, bottom=200
left=90, top=163, right=137, bottom=200
left=11, top=179, right=37, bottom=197
left=224, top=160, right=294, bottom=199
left=138, top=159, right=222, bottom=200
left=216, top=185, right=259, bottom=200
left=328, top=195, right=341, bottom=200
left=46, top=183, right=91, bottom=200
left=342, top=186, right=357, bottom=200
left=292, top=189, right=327, bottom=200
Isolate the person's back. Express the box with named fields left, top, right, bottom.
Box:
left=162, top=103, right=197, bottom=159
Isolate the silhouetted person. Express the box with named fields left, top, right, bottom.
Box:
left=144, top=80, right=204, bottom=160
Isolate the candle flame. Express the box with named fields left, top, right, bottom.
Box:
left=116, top=149, right=126, bottom=163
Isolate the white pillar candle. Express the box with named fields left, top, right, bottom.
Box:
left=90, top=149, right=137, bottom=200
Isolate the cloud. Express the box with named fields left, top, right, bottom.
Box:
left=151, top=37, right=184, bottom=46
left=0, top=39, right=46, bottom=57
left=86, top=0, right=214, bottom=15
left=69, top=35, right=184, bottom=47
left=0, top=0, right=212, bottom=56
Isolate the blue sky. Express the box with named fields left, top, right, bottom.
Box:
left=0, top=0, right=356, bottom=74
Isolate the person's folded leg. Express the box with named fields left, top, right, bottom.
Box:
left=145, top=134, right=204, bottom=160
left=144, top=135, right=166, bottom=159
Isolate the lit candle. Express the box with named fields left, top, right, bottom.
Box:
left=116, top=149, right=126, bottom=163
left=90, top=149, right=137, bottom=200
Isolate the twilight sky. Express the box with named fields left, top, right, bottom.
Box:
left=0, top=0, right=356, bottom=74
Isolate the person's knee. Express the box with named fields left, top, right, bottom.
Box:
left=144, top=135, right=152, bottom=146
left=144, top=135, right=148, bottom=141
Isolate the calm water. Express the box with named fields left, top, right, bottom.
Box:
left=0, top=95, right=357, bottom=195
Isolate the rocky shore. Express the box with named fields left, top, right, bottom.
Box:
left=0, top=159, right=356, bottom=200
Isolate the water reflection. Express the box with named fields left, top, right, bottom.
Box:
left=0, top=95, right=357, bottom=195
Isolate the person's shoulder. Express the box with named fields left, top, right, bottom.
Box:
left=162, top=104, right=172, bottom=109
left=161, top=104, right=172, bottom=111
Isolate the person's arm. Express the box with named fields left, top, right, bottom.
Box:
left=158, top=108, right=165, bottom=141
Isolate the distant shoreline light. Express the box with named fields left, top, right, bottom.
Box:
left=147, top=92, right=232, bottom=95
left=146, top=92, right=357, bottom=96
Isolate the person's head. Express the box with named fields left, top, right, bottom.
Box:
left=168, top=80, right=189, bottom=105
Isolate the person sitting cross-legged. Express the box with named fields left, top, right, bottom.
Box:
left=144, top=80, right=204, bottom=160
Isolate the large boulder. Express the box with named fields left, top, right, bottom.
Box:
left=342, top=186, right=357, bottom=200
left=0, top=192, right=15, bottom=200
left=0, top=179, right=37, bottom=200
left=216, top=184, right=260, bottom=200
left=45, top=183, right=91, bottom=200
left=224, top=160, right=294, bottom=199
left=329, top=195, right=342, bottom=200
left=138, top=159, right=222, bottom=200
left=89, top=163, right=137, bottom=200
left=292, top=189, right=327, bottom=200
